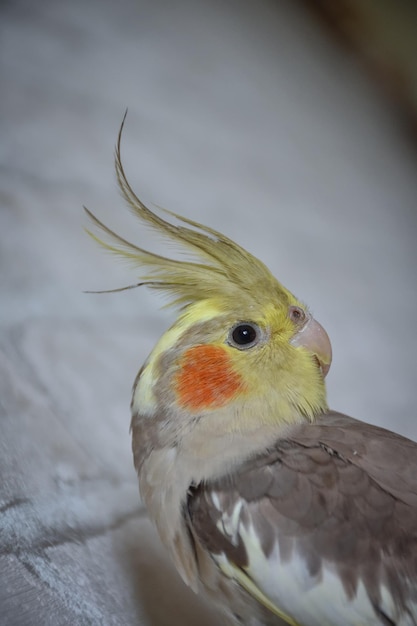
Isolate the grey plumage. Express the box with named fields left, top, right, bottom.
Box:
left=188, top=411, right=417, bottom=624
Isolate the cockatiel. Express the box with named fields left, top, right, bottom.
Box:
left=86, top=122, right=417, bottom=626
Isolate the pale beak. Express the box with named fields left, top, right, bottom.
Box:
left=290, top=317, right=332, bottom=378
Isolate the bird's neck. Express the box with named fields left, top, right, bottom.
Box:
left=132, top=400, right=306, bottom=581
left=134, top=412, right=300, bottom=590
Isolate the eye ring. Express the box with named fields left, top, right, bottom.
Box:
left=288, top=306, right=306, bottom=325
left=228, top=322, right=262, bottom=350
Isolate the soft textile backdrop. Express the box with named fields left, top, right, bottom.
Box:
left=1, top=0, right=416, bottom=624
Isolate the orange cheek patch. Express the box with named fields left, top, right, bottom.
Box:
left=174, top=345, right=245, bottom=411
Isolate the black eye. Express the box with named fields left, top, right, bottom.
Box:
left=229, top=323, right=260, bottom=349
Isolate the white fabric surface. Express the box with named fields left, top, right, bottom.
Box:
left=1, top=0, right=416, bottom=624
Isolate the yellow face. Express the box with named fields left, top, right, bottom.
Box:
left=134, top=296, right=331, bottom=425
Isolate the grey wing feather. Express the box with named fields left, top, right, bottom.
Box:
left=188, top=411, right=417, bottom=622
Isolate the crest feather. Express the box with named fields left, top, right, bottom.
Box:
left=85, top=113, right=289, bottom=308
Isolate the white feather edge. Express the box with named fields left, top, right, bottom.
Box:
left=211, top=499, right=416, bottom=626
left=215, top=552, right=300, bottom=625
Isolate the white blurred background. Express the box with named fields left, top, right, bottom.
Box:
left=1, top=1, right=416, bottom=624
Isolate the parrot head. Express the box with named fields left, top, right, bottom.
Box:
left=86, top=122, right=332, bottom=475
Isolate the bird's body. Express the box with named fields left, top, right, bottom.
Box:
left=131, top=367, right=417, bottom=625
left=188, top=412, right=417, bottom=625
left=87, top=119, right=417, bottom=625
